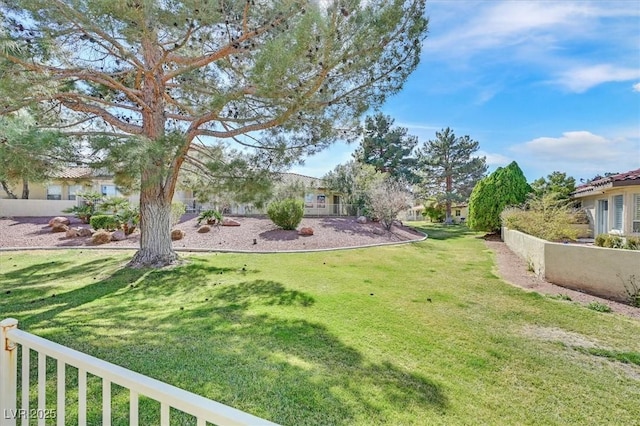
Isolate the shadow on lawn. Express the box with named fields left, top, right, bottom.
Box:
left=8, top=258, right=448, bottom=425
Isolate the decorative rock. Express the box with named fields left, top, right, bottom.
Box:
left=222, top=219, right=241, bottom=226
left=51, top=223, right=69, bottom=233
left=77, top=228, right=93, bottom=237
left=356, top=216, right=367, bottom=224
left=65, top=228, right=80, bottom=238
left=92, top=230, right=111, bottom=245
left=171, top=229, right=186, bottom=240
left=197, top=225, right=211, bottom=233
left=298, top=227, right=314, bottom=236
left=49, top=216, right=70, bottom=227
left=111, top=230, right=126, bottom=241
left=372, top=227, right=385, bottom=235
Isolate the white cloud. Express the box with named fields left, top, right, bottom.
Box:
left=633, top=82, right=640, bottom=92
left=510, top=131, right=640, bottom=179
left=477, top=151, right=511, bottom=167
left=425, top=1, right=594, bottom=57
left=552, top=64, right=640, bottom=93
left=423, top=1, right=639, bottom=93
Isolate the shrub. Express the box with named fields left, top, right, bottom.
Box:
left=90, top=214, right=120, bottom=231
left=366, top=178, right=412, bottom=231
left=595, top=234, right=639, bottom=250
left=621, top=275, right=640, bottom=307
left=603, top=235, right=623, bottom=249
left=624, top=236, right=640, bottom=251
left=500, top=193, right=580, bottom=241
left=115, top=205, right=140, bottom=235
left=587, top=301, right=612, bottom=313
left=267, top=199, right=304, bottom=230
left=63, top=191, right=104, bottom=223
left=171, top=202, right=187, bottom=227
left=197, top=209, right=222, bottom=226
left=594, top=234, right=607, bottom=247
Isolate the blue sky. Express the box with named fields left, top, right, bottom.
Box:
left=291, top=0, right=640, bottom=183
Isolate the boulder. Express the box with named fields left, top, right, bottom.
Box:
left=111, top=230, right=126, bottom=241
left=356, top=216, right=367, bottom=224
left=298, top=227, right=314, bottom=236
left=222, top=218, right=241, bottom=226
left=65, top=228, right=80, bottom=238
left=197, top=225, right=211, bottom=233
left=171, top=229, right=186, bottom=240
left=77, top=228, right=93, bottom=237
left=92, top=230, right=111, bottom=245
left=51, top=223, right=69, bottom=233
left=48, top=216, right=70, bottom=227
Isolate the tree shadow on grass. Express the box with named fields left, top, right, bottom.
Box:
left=13, top=258, right=448, bottom=425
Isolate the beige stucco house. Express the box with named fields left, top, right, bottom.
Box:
left=572, top=168, right=640, bottom=237
left=402, top=203, right=468, bottom=223
left=0, top=168, right=346, bottom=217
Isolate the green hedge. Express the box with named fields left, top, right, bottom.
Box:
left=90, top=214, right=120, bottom=231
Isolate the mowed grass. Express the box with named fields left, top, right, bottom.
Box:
left=1, top=223, right=639, bottom=425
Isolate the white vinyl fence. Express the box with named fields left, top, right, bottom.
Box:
left=0, top=318, right=278, bottom=426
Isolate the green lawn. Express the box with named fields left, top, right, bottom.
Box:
left=1, top=223, right=639, bottom=425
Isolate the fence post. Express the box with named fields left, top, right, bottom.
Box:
left=0, top=318, right=18, bottom=426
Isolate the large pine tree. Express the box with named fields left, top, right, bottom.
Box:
left=417, top=127, right=487, bottom=223
left=354, top=113, right=418, bottom=182
left=0, top=0, right=428, bottom=267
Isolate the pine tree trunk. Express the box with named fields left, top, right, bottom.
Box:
left=128, top=192, right=178, bottom=268
left=0, top=181, right=17, bottom=199
left=444, top=174, right=453, bottom=224
left=21, top=179, right=29, bottom=199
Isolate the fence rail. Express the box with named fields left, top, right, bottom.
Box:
left=1, top=318, right=278, bottom=426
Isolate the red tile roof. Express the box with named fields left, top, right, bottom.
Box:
left=573, top=168, right=640, bottom=196
left=52, top=167, right=93, bottom=179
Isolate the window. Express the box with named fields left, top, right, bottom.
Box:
left=613, top=195, right=623, bottom=231
left=634, top=194, right=640, bottom=233
left=455, top=209, right=461, bottom=217
left=101, top=185, right=119, bottom=197
left=46, top=185, right=62, bottom=200
left=68, top=185, right=83, bottom=200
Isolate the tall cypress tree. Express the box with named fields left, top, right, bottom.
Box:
left=467, top=161, right=531, bottom=232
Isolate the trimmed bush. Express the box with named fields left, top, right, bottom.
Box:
left=267, top=199, right=304, bottom=230
left=90, top=214, right=120, bottom=231
left=595, top=234, right=639, bottom=250
left=624, top=236, right=640, bottom=251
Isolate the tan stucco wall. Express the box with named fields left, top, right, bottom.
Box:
left=502, top=227, right=640, bottom=302
left=0, top=180, right=94, bottom=200
left=452, top=205, right=468, bottom=223
left=304, top=191, right=341, bottom=215
left=545, top=243, right=640, bottom=302
left=501, top=227, right=547, bottom=277
left=0, top=199, right=77, bottom=217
